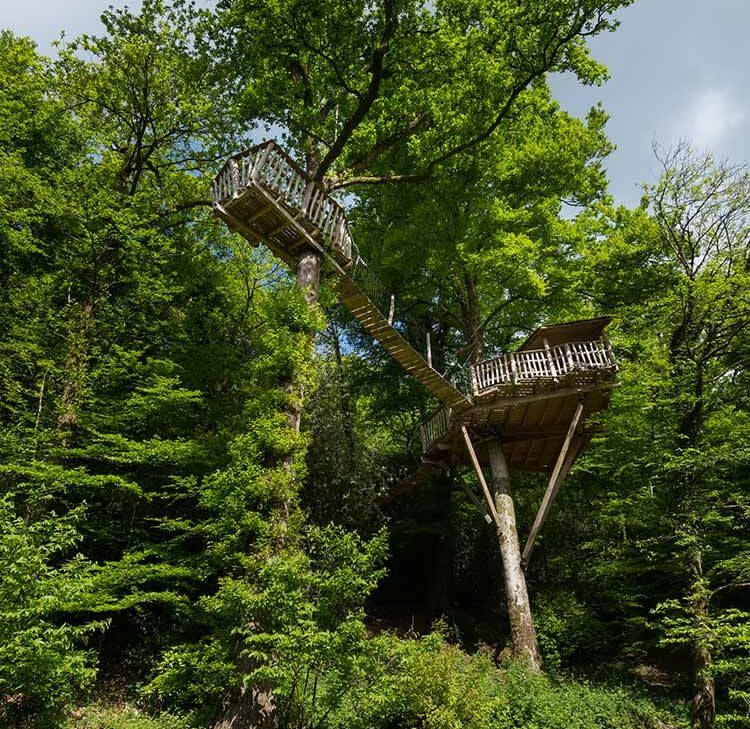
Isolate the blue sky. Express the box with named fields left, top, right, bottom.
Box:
left=1, top=0, right=747, bottom=207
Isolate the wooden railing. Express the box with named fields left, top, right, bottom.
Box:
left=420, top=406, right=452, bottom=454
left=213, top=141, right=444, bottom=378
left=213, top=141, right=354, bottom=261
left=471, top=339, right=617, bottom=396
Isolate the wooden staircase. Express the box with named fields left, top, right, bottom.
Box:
left=212, top=141, right=472, bottom=411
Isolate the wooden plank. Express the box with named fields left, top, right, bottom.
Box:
left=522, top=401, right=584, bottom=566
left=460, top=480, right=494, bottom=524
left=472, top=382, right=617, bottom=412
left=461, top=425, right=500, bottom=527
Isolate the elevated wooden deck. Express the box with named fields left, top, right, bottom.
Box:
left=389, top=331, right=617, bottom=501
left=212, top=142, right=618, bottom=508
left=212, top=142, right=472, bottom=411
left=386, top=321, right=619, bottom=500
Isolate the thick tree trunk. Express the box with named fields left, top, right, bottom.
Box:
left=212, top=677, right=276, bottom=729
left=296, top=251, right=321, bottom=306
left=460, top=270, right=484, bottom=364
left=287, top=251, right=322, bottom=433
left=487, top=440, right=542, bottom=669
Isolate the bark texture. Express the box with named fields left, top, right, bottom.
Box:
left=689, top=549, right=716, bottom=729
left=487, top=439, right=542, bottom=670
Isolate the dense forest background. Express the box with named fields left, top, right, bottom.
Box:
left=1, top=1, right=749, bottom=728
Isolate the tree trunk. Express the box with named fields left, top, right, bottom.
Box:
left=213, top=251, right=322, bottom=729
left=460, top=270, right=484, bottom=364
left=689, top=549, right=716, bottom=729
left=296, top=251, right=321, bottom=307
left=487, top=439, right=542, bottom=669
left=287, top=251, right=322, bottom=433
left=58, top=300, right=96, bottom=443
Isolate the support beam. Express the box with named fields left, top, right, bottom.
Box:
left=460, top=425, right=500, bottom=526
left=459, top=480, right=493, bottom=525
left=487, top=439, right=542, bottom=670
left=522, top=401, right=584, bottom=566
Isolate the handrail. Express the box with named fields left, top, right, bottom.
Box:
left=212, top=141, right=451, bottom=384
left=470, top=339, right=617, bottom=396
left=213, top=142, right=617, bottom=422
left=420, top=406, right=452, bottom=453
left=213, top=141, right=354, bottom=261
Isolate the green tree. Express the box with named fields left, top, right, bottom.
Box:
left=568, top=147, right=750, bottom=728
left=209, top=0, right=630, bottom=185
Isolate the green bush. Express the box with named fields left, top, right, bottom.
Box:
left=0, top=495, right=101, bottom=728
left=534, top=590, right=608, bottom=672
left=327, top=632, right=687, bottom=729
left=67, top=702, right=193, bottom=729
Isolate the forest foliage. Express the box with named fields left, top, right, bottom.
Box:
left=0, top=1, right=748, bottom=728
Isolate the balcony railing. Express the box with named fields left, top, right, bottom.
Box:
left=470, top=339, right=617, bottom=396
left=213, top=141, right=354, bottom=262
left=420, top=406, right=452, bottom=454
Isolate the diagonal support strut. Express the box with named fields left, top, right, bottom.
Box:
left=461, top=424, right=500, bottom=527
left=522, top=400, right=584, bottom=567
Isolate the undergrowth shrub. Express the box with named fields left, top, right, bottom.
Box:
left=327, top=632, right=687, bottom=729
left=67, top=703, right=192, bottom=729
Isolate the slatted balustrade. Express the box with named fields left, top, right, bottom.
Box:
left=213, top=141, right=473, bottom=410
left=420, top=406, right=452, bottom=454
left=214, top=141, right=618, bottom=423
left=213, top=141, right=354, bottom=262
left=471, top=339, right=616, bottom=396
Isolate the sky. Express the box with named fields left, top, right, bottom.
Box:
left=1, top=0, right=747, bottom=207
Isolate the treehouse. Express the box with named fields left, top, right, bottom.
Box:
left=418, top=317, right=618, bottom=474
left=212, top=140, right=618, bottom=567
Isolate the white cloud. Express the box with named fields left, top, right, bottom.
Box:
left=670, top=88, right=746, bottom=150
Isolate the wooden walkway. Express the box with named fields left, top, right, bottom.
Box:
left=213, top=142, right=618, bottom=501
left=212, top=141, right=472, bottom=411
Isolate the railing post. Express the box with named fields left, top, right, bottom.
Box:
left=564, top=342, right=574, bottom=372
left=602, top=333, right=617, bottom=369
left=255, top=143, right=273, bottom=183
left=387, top=294, right=395, bottom=326
left=470, top=363, right=479, bottom=396
left=510, top=353, right=518, bottom=384
left=543, top=338, right=557, bottom=379
left=229, top=158, right=240, bottom=195
left=426, top=332, right=433, bottom=369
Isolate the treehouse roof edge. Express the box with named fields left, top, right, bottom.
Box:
left=518, top=316, right=612, bottom=351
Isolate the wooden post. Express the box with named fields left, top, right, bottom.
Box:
left=522, top=401, right=584, bottom=566
left=487, top=439, right=542, bottom=670
left=229, top=158, right=241, bottom=195
left=426, top=331, right=433, bottom=368
left=388, top=294, right=395, bottom=326
left=459, top=480, right=494, bottom=525
left=297, top=251, right=321, bottom=306
left=461, top=425, right=500, bottom=526
left=564, top=342, right=574, bottom=372
left=543, top=337, right=557, bottom=379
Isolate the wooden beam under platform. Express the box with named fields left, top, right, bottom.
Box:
left=460, top=424, right=500, bottom=527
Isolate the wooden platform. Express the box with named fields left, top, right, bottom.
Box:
left=212, top=142, right=619, bottom=505
left=411, top=320, right=618, bottom=484
left=213, top=141, right=472, bottom=411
